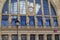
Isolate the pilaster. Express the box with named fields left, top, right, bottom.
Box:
left=27, top=34, right=30, bottom=40
left=36, top=34, right=38, bottom=40
left=0, top=34, right=2, bottom=40
left=52, top=34, right=55, bottom=40
left=44, top=34, right=47, bottom=40
left=59, top=34, right=60, bottom=40
left=18, top=34, right=21, bottom=40
left=9, top=34, right=11, bottom=40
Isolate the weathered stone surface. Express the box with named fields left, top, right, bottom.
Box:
left=0, top=0, right=60, bottom=40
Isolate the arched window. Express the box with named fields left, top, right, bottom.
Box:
left=50, top=3, right=56, bottom=16
left=2, top=0, right=8, bottom=14
left=50, top=3, right=58, bottom=27
left=2, top=0, right=42, bottom=14
left=2, top=0, right=58, bottom=27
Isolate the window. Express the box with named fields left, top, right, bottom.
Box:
left=28, top=0, right=34, bottom=12
left=55, top=34, right=59, bottom=40
left=12, top=35, right=18, bottom=40
left=11, top=16, right=17, bottom=26
left=28, top=0, right=34, bottom=7
left=2, top=0, right=58, bottom=27
left=39, top=35, right=43, bottom=40
left=43, top=0, right=49, bottom=15
left=20, top=16, right=26, bottom=26
left=35, top=0, right=42, bottom=15
left=21, top=34, right=27, bottom=40
left=2, top=0, right=8, bottom=14
left=45, top=17, right=51, bottom=27
left=11, top=0, right=17, bottom=14
left=30, top=34, right=35, bottom=40
left=53, top=17, right=58, bottom=27
left=20, top=0, right=26, bottom=14
left=50, top=3, right=56, bottom=16
left=37, top=16, right=43, bottom=26
left=2, top=35, right=8, bottom=40
left=47, top=34, right=52, bottom=40
left=29, top=16, right=35, bottom=26
left=2, top=15, right=9, bottom=26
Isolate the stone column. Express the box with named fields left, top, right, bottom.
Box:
left=36, top=34, right=38, bottom=40
left=44, top=34, right=47, bottom=40
left=27, top=17, right=29, bottom=28
left=9, top=34, right=11, bottom=40
left=27, top=34, right=30, bottom=40
left=59, top=34, right=60, bottom=40
left=41, top=0, right=46, bottom=28
left=18, top=34, right=21, bottom=40
left=8, top=0, right=11, bottom=28
left=0, top=34, right=2, bottom=40
left=35, top=17, right=38, bottom=28
left=52, top=34, right=55, bottom=40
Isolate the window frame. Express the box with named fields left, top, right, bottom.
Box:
left=29, top=16, right=35, bottom=26
left=1, top=15, right=9, bottom=26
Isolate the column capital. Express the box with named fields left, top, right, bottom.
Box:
left=9, top=34, right=11, bottom=36
left=27, top=34, right=30, bottom=36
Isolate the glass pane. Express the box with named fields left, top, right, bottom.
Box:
left=28, top=0, right=34, bottom=12
left=35, top=0, right=42, bottom=15
left=45, top=17, right=51, bottom=27
left=43, top=0, right=49, bottom=15
left=37, top=16, right=43, bottom=26
left=2, top=0, right=8, bottom=14
left=53, top=17, right=58, bottom=27
left=11, top=0, right=17, bottom=14
left=28, top=0, right=34, bottom=7
left=21, top=34, right=27, bottom=40
left=2, top=35, right=8, bottom=40
left=30, top=34, right=35, bottom=40
left=47, top=35, right=52, bottom=40
left=12, top=35, right=18, bottom=40
left=2, top=15, right=9, bottom=26
left=20, top=16, right=26, bottom=26
left=11, top=16, right=18, bottom=26
left=29, top=16, right=35, bottom=26
left=50, top=3, right=56, bottom=16
left=55, top=34, right=59, bottom=40
left=39, top=35, right=43, bottom=40
left=20, top=0, right=26, bottom=14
